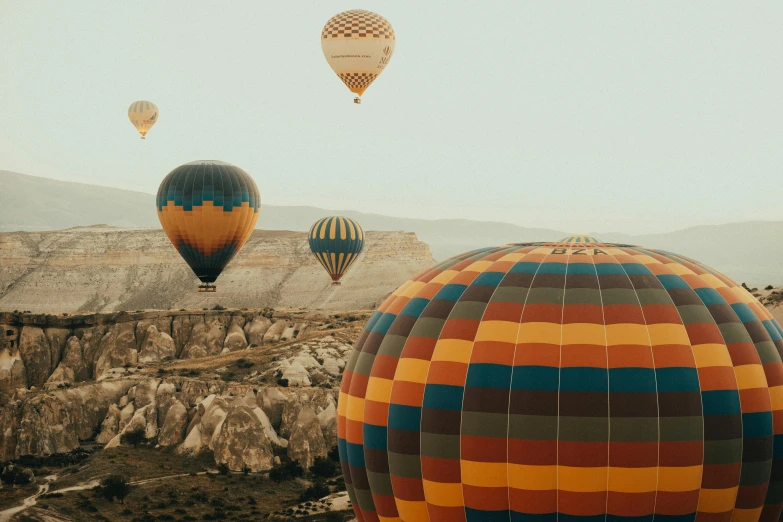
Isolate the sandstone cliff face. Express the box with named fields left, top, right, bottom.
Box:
left=0, top=307, right=357, bottom=472
left=0, top=227, right=434, bottom=313
left=0, top=308, right=345, bottom=391
left=0, top=379, right=134, bottom=460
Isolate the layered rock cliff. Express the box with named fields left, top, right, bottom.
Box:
left=0, top=226, right=434, bottom=313
left=0, top=308, right=343, bottom=390
left=0, top=308, right=361, bottom=472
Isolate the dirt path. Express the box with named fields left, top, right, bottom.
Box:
left=0, top=472, right=207, bottom=521
left=130, top=471, right=208, bottom=486
left=0, top=475, right=57, bottom=522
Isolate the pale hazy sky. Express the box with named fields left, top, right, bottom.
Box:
left=1, top=2, right=782, bottom=234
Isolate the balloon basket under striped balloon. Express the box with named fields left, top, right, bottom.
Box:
left=331, top=281, right=342, bottom=286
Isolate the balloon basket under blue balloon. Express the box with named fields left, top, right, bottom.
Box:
left=198, top=284, right=216, bottom=293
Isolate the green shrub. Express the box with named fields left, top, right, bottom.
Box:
left=0, top=466, right=32, bottom=486
left=95, top=474, right=131, bottom=504
left=299, top=479, right=330, bottom=502
left=234, top=358, right=254, bottom=369
left=310, top=456, right=338, bottom=478
left=120, top=428, right=146, bottom=448
left=328, top=445, right=340, bottom=462
left=269, top=460, right=303, bottom=483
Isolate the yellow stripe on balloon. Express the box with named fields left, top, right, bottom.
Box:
left=339, top=217, right=346, bottom=240
left=319, top=218, right=327, bottom=239
left=312, top=218, right=326, bottom=239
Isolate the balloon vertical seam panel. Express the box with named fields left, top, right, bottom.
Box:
left=337, top=238, right=783, bottom=522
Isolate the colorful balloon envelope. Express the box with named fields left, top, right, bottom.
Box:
left=128, top=100, right=159, bottom=139
left=321, top=9, right=395, bottom=104
left=156, top=160, right=260, bottom=291
left=309, top=216, right=364, bottom=285
left=338, top=235, right=783, bottom=522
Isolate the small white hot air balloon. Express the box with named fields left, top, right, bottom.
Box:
left=321, top=10, right=395, bottom=104
left=128, top=100, right=159, bottom=139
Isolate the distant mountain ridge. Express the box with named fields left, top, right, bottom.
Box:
left=2, top=170, right=781, bottom=284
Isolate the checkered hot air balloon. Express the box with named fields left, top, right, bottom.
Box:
left=156, top=160, right=260, bottom=292
left=338, top=236, right=783, bottom=522
left=128, top=100, right=159, bottom=139
left=321, top=9, right=395, bottom=104
left=309, top=216, right=364, bottom=285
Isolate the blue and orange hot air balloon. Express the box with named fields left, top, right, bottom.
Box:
left=308, top=216, right=364, bottom=285
left=156, top=160, right=260, bottom=291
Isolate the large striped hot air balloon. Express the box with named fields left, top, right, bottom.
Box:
left=338, top=236, right=783, bottom=522
left=321, top=9, right=395, bottom=104
left=309, top=216, right=364, bottom=285
left=128, top=100, right=159, bottom=139
left=156, top=160, right=260, bottom=291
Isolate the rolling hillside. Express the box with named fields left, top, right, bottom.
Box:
left=2, top=170, right=781, bottom=284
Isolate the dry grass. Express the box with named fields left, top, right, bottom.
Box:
left=0, top=481, right=39, bottom=508
left=24, top=446, right=334, bottom=521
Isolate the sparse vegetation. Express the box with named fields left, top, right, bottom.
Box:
left=767, top=285, right=775, bottom=290
left=95, top=474, right=132, bottom=504
left=16, top=446, right=311, bottom=521
left=0, top=465, right=33, bottom=485
left=328, top=445, right=340, bottom=462
left=298, top=479, right=330, bottom=502
left=269, top=460, right=303, bottom=483
left=309, top=456, right=339, bottom=479
left=121, top=427, right=146, bottom=448
left=234, top=358, right=254, bottom=369
left=211, top=304, right=227, bottom=311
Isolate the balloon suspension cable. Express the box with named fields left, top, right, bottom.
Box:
left=353, top=96, right=362, bottom=105
left=198, top=283, right=217, bottom=293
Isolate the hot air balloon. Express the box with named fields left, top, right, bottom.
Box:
left=338, top=236, right=783, bottom=522
left=128, top=100, right=159, bottom=139
left=321, top=9, right=395, bottom=104
left=156, top=160, right=260, bottom=292
left=309, top=216, right=364, bottom=285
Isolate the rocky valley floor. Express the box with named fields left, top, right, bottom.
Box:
left=4, top=291, right=783, bottom=521
left=0, top=308, right=364, bottom=521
